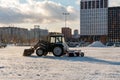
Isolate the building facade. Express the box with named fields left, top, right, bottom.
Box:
left=80, top=0, right=108, bottom=42
left=0, top=27, right=29, bottom=43
left=30, top=27, right=49, bottom=41
left=61, top=27, right=72, bottom=41
left=108, top=7, right=120, bottom=42
left=0, top=26, right=49, bottom=44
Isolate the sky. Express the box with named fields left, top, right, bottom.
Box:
left=0, top=0, right=120, bottom=33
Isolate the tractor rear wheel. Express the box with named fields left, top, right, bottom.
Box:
left=36, top=48, right=44, bottom=57
left=53, top=46, right=63, bottom=57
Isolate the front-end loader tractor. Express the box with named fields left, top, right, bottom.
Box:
left=23, top=33, right=84, bottom=57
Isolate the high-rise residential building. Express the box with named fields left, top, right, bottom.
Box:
left=30, top=27, right=48, bottom=40
left=80, top=0, right=108, bottom=42
left=108, top=7, right=120, bottom=42
left=0, top=26, right=49, bottom=44
left=0, top=27, right=29, bottom=43
left=61, top=27, right=72, bottom=41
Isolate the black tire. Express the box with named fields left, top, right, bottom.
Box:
left=80, top=52, right=84, bottom=57
left=36, top=48, right=44, bottom=57
left=53, top=46, right=63, bottom=57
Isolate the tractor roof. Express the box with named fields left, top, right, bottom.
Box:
left=49, top=33, right=64, bottom=37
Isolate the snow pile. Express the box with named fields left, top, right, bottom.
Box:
left=88, top=41, right=105, bottom=47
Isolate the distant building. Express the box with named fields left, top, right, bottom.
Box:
left=0, top=26, right=49, bottom=44
left=73, top=29, right=79, bottom=39
left=30, top=27, right=48, bottom=40
left=108, top=7, right=120, bottom=42
left=0, top=27, right=28, bottom=43
left=61, top=27, right=72, bottom=41
left=80, top=0, right=108, bottom=42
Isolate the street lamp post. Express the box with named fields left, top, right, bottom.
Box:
left=63, top=12, right=69, bottom=27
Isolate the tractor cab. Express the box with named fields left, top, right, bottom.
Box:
left=48, top=33, right=69, bottom=55
left=49, top=33, right=65, bottom=43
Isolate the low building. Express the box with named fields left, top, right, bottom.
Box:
left=73, top=29, right=79, bottom=39
left=61, top=27, right=72, bottom=41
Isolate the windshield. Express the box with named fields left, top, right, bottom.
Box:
left=62, top=37, right=65, bottom=43
left=50, top=37, right=55, bottom=43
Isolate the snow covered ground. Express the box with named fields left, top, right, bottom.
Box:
left=0, top=46, right=120, bottom=80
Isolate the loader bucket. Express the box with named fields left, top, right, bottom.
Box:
left=23, top=48, right=34, bottom=56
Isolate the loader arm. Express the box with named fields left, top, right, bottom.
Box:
left=33, top=40, right=49, bottom=50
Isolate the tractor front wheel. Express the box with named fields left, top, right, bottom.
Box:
left=53, top=46, right=63, bottom=57
left=36, top=48, right=44, bottom=57
left=80, top=52, right=84, bottom=57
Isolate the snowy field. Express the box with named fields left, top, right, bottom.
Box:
left=0, top=46, right=120, bottom=80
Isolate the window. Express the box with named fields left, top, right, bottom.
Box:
left=50, top=37, right=55, bottom=43
left=100, top=0, right=103, bottom=8
left=88, top=1, right=91, bottom=9
left=56, top=37, right=62, bottom=43
left=81, top=2, right=84, bottom=9
left=92, top=1, right=95, bottom=9
left=104, top=0, right=108, bottom=8
left=96, top=0, right=99, bottom=8
left=85, top=2, right=87, bottom=9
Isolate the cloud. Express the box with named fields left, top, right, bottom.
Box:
left=0, top=0, right=79, bottom=25
left=109, top=0, right=120, bottom=7
left=0, top=6, right=26, bottom=24
left=76, top=0, right=80, bottom=5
